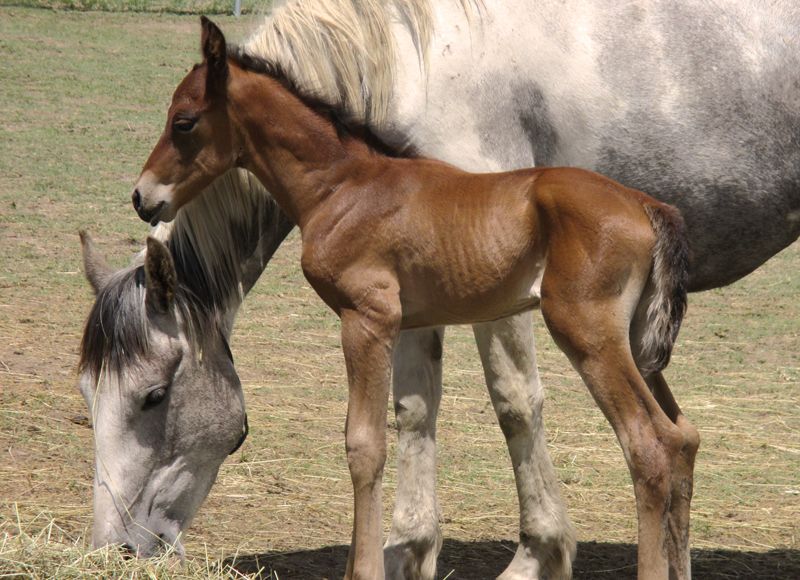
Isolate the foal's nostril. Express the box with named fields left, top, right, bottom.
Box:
left=132, top=189, right=142, bottom=212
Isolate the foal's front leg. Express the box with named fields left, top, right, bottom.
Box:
left=340, top=303, right=401, bottom=580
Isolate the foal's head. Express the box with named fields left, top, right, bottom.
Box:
left=78, top=233, right=247, bottom=557
left=133, top=17, right=236, bottom=225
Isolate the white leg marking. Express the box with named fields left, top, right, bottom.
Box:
left=385, top=327, right=445, bottom=580
left=473, top=312, right=576, bottom=580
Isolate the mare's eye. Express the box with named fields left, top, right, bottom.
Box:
left=143, top=386, right=168, bottom=410
left=172, top=117, right=197, bottom=134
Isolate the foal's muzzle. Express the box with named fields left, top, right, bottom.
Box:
left=132, top=189, right=166, bottom=225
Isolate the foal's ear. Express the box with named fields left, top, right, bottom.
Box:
left=200, top=16, right=228, bottom=97
left=79, top=230, right=113, bottom=295
left=144, top=237, right=177, bottom=315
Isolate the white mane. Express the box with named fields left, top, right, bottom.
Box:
left=150, top=169, right=283, bottom=311
left=243, top=0, right=476, bottom=125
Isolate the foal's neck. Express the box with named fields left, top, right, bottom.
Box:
left=229, top=64, right=380, bottom=228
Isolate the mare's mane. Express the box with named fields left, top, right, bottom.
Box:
left=241, top=0, right=477, bottom=125
left=79, top=171, right=290, bottom=378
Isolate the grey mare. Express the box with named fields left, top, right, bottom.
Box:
left=79, top=170, right=292, bottom=557
left=82, top=0, right=799, bottom=578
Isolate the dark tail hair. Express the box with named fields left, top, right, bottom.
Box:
left=638, top=203, right=690, bottom=375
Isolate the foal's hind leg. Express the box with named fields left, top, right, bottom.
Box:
left=644, top=371, right=699, bottom=579
left=385, top=327, right=445, bottom=580
left=543, top=300, right=694, bottom=580
left=474, top=312, right=576, bottom=580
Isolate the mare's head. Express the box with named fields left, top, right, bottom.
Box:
left=78, top=232, right=247, bottom=557
left=133, top=17, right=237, bottom=225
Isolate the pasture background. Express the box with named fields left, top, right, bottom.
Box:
left=0, top=5, right=798, bottom=578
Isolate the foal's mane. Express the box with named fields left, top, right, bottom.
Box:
left=227, top=46, right=414, bottom=158
left=79, top=170, right=291, bottom=378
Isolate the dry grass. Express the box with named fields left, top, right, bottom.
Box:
left=0, top=6, right=798, bottom=579
left=0, top=508, right=268, bottom=579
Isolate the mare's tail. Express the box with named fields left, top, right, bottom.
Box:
left=637, top=202, right=690, bottom=375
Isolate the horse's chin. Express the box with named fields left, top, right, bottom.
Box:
left=149, top=202, right=177, bottom=226
left=99, top=527, right=186, bottom=560
left=148, top=536, right=185, bottom=561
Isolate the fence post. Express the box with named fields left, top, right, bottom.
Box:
left=234, top=0, right=241, bottom=16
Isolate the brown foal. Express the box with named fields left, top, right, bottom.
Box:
left=132, top=18, right=699, bottom=580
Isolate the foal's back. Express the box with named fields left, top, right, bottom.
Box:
left=323, top=162, right=662, bottom=329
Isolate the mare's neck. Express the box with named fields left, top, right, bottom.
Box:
left=157, top=170, right=293, bottom=336
left=229, top=64, right=377, bottom=228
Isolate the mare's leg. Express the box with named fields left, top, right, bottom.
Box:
left=473, top=311, right=576, bottom=580
left=341, top=304, right=400, bottom=580
left=384, top=327, right=445, bottom=580
left=542, top=299, right=696, bottom=580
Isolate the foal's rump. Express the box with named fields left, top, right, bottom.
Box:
left=533, top=167, right=689, bottom=375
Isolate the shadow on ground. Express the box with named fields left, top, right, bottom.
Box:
left=228, top=539, right=800, bottom=579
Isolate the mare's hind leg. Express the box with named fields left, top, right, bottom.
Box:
left=385, top=327, right=445, bottom=580
left=542, top=299, right=695, bottom=580
left=474, top=311, right=576, bottom=580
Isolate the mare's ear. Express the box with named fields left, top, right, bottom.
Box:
left=79, top=230, right=113, bottom=295
left=200, top=16, right=228, bottom=97
left=144, top=237, right=177, bottom=315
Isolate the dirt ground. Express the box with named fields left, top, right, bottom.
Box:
left=1, top=6, right=798, bottom=579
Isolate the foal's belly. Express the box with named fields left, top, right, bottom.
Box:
left=398, top=258, right=545, bottom=329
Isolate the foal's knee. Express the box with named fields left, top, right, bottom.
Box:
left=346, top=433, right=387, bottom=485
left=635, top=429, right=699, bottom=512
left=392, top=329, right=443, bottom=436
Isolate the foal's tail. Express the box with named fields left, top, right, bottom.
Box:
left=637, top=202, right=690, bottom=376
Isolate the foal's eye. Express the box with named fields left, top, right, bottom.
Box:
left=172, top=117, right=197, bottom=134
left=143, top=386, right=168, bottom=410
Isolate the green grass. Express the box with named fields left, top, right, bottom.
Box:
left=0, top=0, right=262, bottom=14
left=0, top=6, right=798, bottom=579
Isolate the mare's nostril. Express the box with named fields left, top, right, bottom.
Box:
left=120, top=543, right=136, bottom=559
left=132, top=189, right=142, bottom=212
